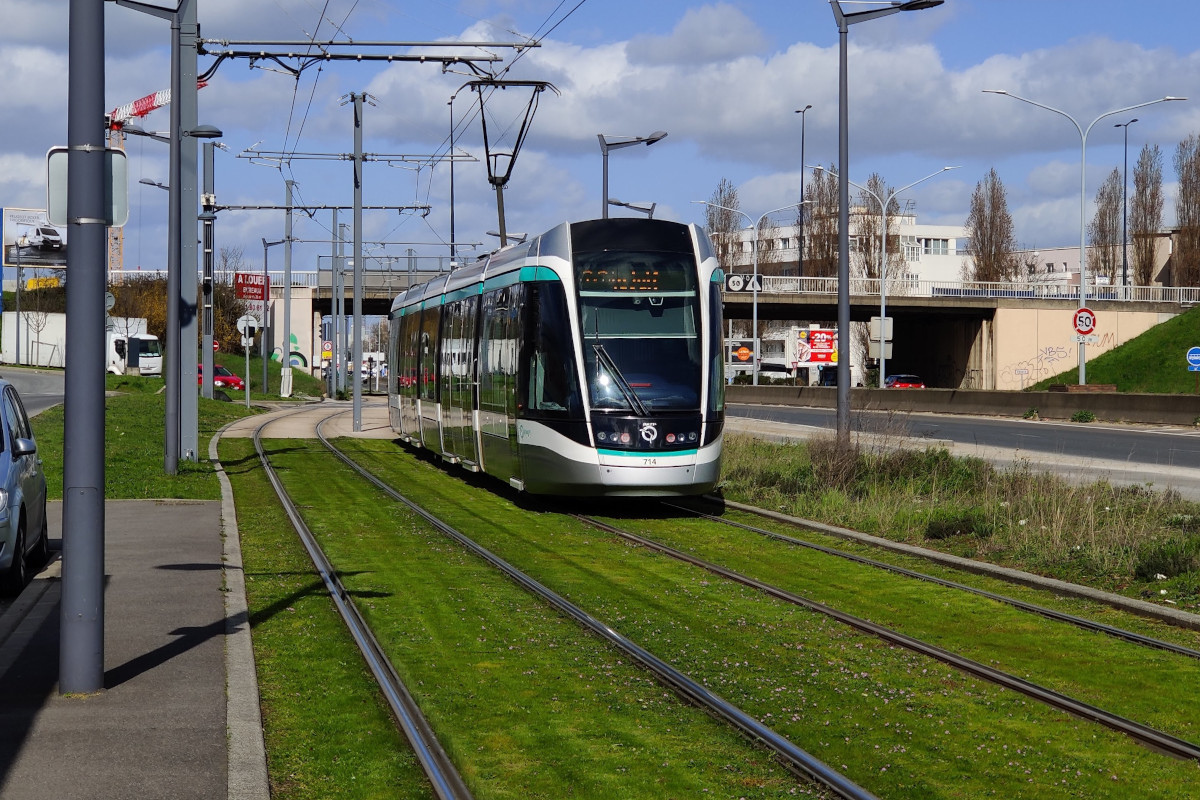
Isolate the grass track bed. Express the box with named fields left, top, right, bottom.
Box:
left=249, top=437, right=805, bottom=799
left=333, top=438, right=1200, bottom=799
left=599, top=506, right=1200, bottom=744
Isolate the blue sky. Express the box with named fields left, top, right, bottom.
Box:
left=2, top=0, right=1199, bottom=277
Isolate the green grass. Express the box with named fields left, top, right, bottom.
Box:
left=719, top=434, right=1200, bottom=609
left=331, top=438, right=1200, bottom=799
left=32, top=389, right=259, bottom=500
left=227, top=438, right=802, bottom=798
left=1031, top=305, right=1200, bottom=392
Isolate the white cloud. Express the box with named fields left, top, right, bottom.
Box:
left=626, top=4, right=767, bottom=66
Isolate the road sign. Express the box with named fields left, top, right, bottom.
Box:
left=213, top=340, right=220, bottom=352
left=724, top=274, right=760, bottom=293
left=1188, top=346, right=1200, bottom=371
left=322, top=340, right=333, bottom=356
left=236, top=314, right=258, bottom=336
left=1073, top=307, right=1097, bottom=336
left=1072, top=334, right=1098, bottom=345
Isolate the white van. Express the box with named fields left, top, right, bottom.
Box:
left=107, top=332, right=162, bottom=377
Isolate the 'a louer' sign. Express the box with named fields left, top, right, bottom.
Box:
left=234, top=272, right=269, bottom=301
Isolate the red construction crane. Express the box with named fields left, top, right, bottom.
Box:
left=105, top=81, right=208, bottom=274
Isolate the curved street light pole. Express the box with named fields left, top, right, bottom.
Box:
left=795, top=105, right=812, bottom=277
left=983, top=90, right=1185, bottom=384
left=598, top=131, right=667, bottom=219
left=811, top=164, right=958, bottom=387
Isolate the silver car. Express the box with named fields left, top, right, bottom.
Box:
left=0, top=380, right=48, bottom=595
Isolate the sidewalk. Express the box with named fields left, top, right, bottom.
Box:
left=0, top=498, right=267, bottom=800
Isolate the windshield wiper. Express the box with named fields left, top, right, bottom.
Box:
left=593, top=344, right=649, bottom=416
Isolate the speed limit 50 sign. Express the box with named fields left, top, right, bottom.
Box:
left=1073, top=307, right=1097, bottom=336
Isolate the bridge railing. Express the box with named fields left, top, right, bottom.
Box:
left=109, top=269, right=444, bottom=293
left=747, top=275, right=1200, bottom=304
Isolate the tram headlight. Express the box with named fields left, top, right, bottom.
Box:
left=666, top=433, right=676, bottom=443
left=597, top=431, right=607, bottom=441
left=688, top=432, right=698, bottom=442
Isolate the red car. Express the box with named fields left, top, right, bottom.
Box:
left=199, top=363, right=245, bottom=392
left=884, top=374, right=925, bottom=389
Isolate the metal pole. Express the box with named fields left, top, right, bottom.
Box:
left=338, top=223, right=348, bottom=394
left=796, top=105, right=811, bottom=278
left=260, top=238, right=269, bottom=393
left=449, top=99, right=456, bottom=262
left=14, top=241, right=20, bottom=366
left=281, top=179, right=294, bottom=397
left=1117, top=118, right=1137, bottom=295
left=164, top=3, right=181, bottom=474
left=352, top=93, right=364, bottom=430
left=836, top=15, right=851, bottom=447
left=600, top=138, right=609, bottom=219
left=331, top=208, right=339, bottom=395
left=61, top=0, right=106, bottom=694
left=200, top=142, right=214, bottom=400
left=178, top=0, right=199, bottom=462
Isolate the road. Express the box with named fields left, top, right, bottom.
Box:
left=726, top=402, right=1200, bottom=498
left=1, top=367, right=65, bottom=417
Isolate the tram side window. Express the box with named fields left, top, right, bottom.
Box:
left=398, top=311, right=421, bottom=392
left=418, top=306, right=440, bottom=402
left=707, top=281, right=725, bottom=413
left=479, top=286, right=520, bottom=414
left=524, top=281, right=582, bottom=417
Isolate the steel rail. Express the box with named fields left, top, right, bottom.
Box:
left=313, top=419, right=880, bottom=800
left=666, top=501, right=1200, bottom=661
left=575, top=514, right=1200, bottom=763
left=249, top=409, right=474, bottom=800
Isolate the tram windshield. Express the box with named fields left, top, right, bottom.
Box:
left=575, top=251, right=702, bottom=412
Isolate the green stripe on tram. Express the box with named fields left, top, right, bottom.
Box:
left=598, top=449, right=699, bottom=457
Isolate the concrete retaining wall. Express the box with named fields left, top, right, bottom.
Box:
left=727, top=384, right=1200, bottom=426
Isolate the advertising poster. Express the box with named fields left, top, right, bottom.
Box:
left=2, top=208, right=68, bottom=269
left=797, top=327, right=836, bottom=364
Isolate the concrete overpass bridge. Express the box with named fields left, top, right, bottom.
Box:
left=115, top=268, right=1195, bottom=384
left=722, top=275, right=1197, bottom=390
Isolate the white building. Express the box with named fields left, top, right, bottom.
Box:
left=717, top=208, right=971, bottom=283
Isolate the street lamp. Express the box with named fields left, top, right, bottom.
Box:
left=139, top=177, right=169, bottom=191
left=831, top=0, right=943, bottom=447
left=809, top=164, right=958, bottom=387
left=693, top=200, right=807, bottom=386
left=983, top=90, right=1185, bottom=384
left=607, top=198, right=656, bottom=218
left=1115, top=118, right=1138, bottom=294
left=598, top=131, right=667, bottom=219
left=795, top=104, right=812, bottom=277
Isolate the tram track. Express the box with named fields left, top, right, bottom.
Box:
left=310, top=411, right=881, bottom=800
left=246, top=408, right=474, bottom=800
left=665, top=500, right=1200, bottom=660
left=234, top=403, right=1200, bottom=797
left=571, top=512, right=1200, bottom=763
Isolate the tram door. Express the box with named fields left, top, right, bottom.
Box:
left=477, top=285, right=522, bottom=483
left=440, top=296, right=479, bottom=466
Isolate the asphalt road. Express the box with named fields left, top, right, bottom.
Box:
left=728, top=403, right=1200, bottom=469
left=0, top=368, right=65, bottom=417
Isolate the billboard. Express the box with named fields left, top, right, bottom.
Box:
left=796, top=327, right=836, bottom=364
left=2, top=208, right=68, bottom=270
left=235, top=271, right=270, bottom=323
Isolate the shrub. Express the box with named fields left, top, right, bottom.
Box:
left=1070, top=409, right=1096, bottom=423
left=1133, top=536, right=1200, bottom=580
left=924, top=507, right=995, bottom=540
left=1022, top=408, right=1039, bottom=420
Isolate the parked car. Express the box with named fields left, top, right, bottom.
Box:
left=885, top=374, right=926, bottom=389
left=0, top=380, right=48, bottom=596
left=198, top=363, right=245, bottom=392
left=31, top=226, right=63, bottom=251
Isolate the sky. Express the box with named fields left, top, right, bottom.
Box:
left=3, top=0, right=1200, bottom=280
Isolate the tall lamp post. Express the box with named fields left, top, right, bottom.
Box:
left=795, top=105, right=812, bottom=277
left=607, top=198, right=656, bottom=218
left=693, top=201, right=807, bottom=386
left=810, top=164, right=958, bottom=387
left=1115, top=118, right=1138, bottom=295
left=831, top=0, right=943, bottom=447
left=983, top=90, right=1184, bottom=384
left=598, top=131, right=667, bottom=219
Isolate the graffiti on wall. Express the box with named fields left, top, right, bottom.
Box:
left=997, top=331, right=1117, bottom=389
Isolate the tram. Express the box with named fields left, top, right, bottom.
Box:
left=387, top=217, right=724, bottom=496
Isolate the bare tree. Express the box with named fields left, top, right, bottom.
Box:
left=756, top=216, right=785, bottom=275
left=806, top=164, right=839, bottom=279
left=963, top=168, right=1019, bottom=282
left=705, top=178, right=741, bottom=267
left=1174, top=134, right=1200, bottom=287
left=851, top=173, right=903, bottom=281
left=1131, top=143, right=1164, bottom=286
left=1087, top=168, right=1122, bottom=285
